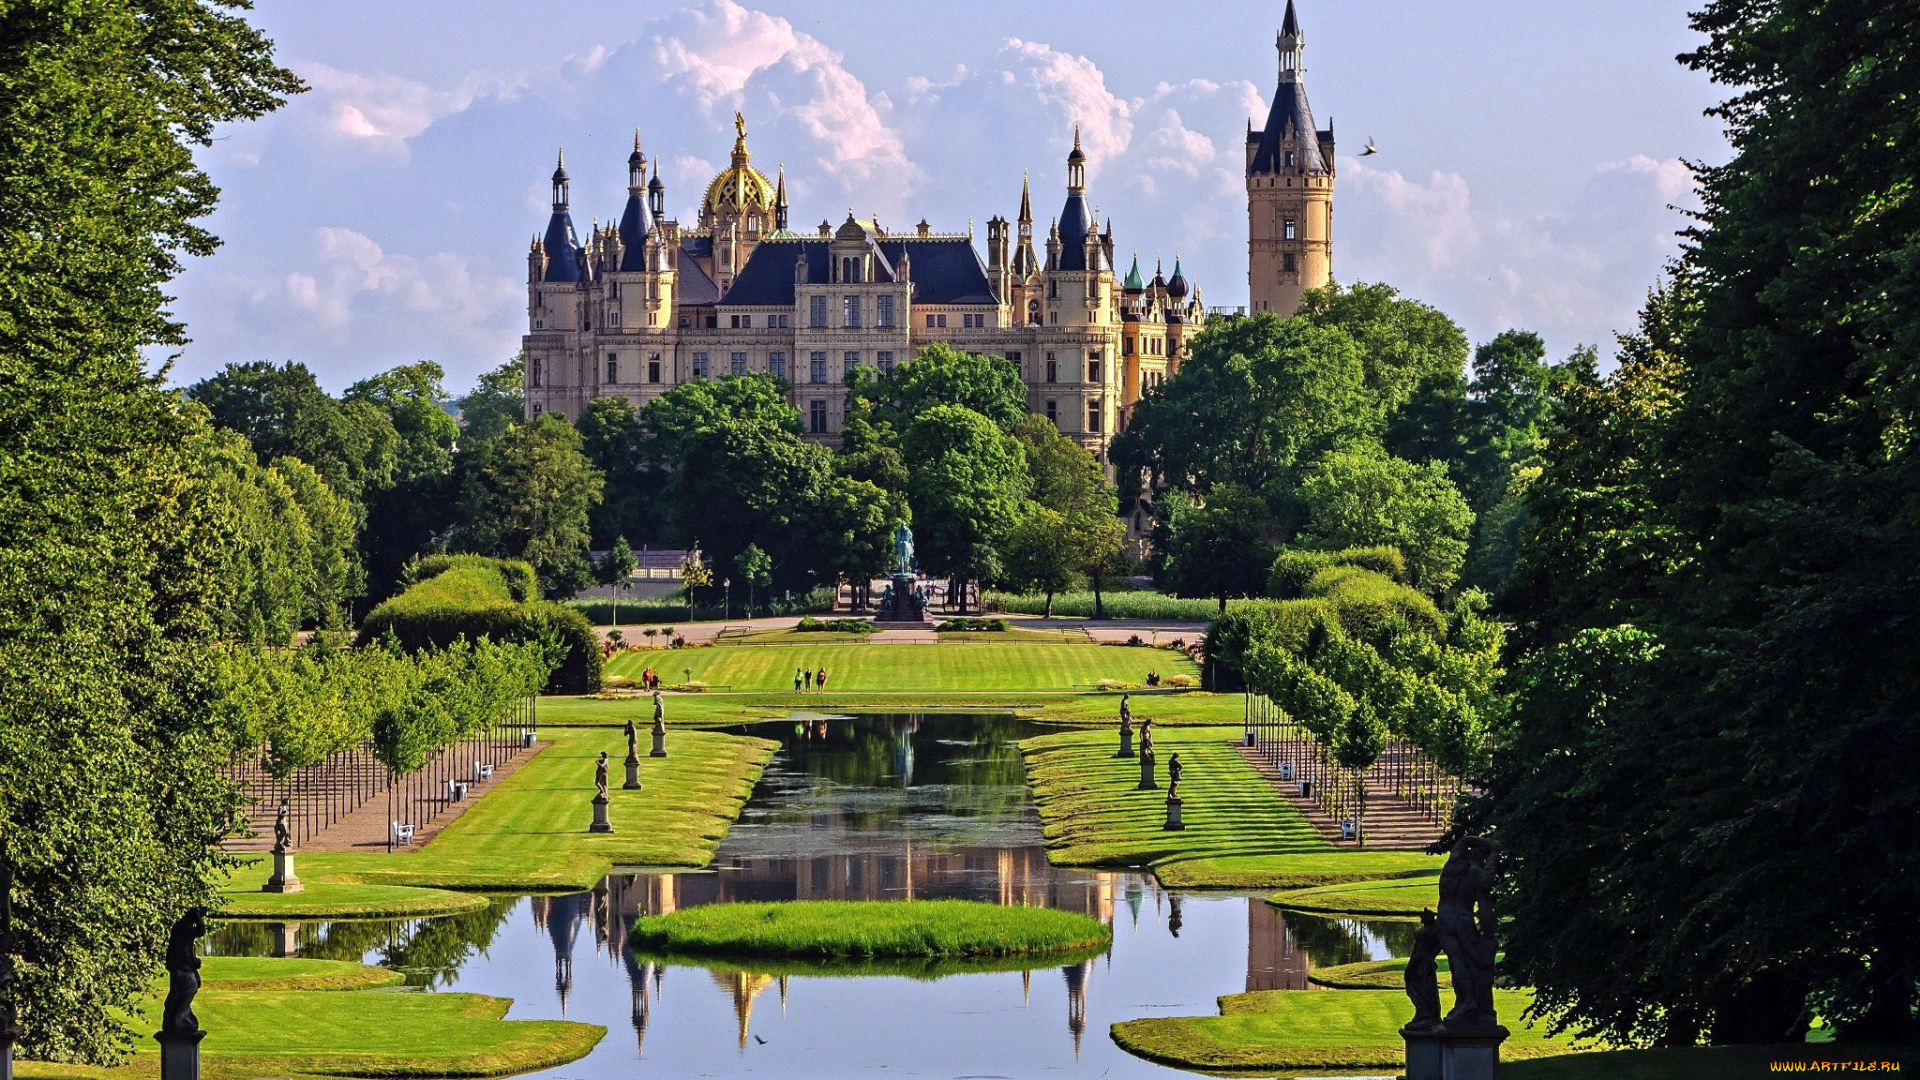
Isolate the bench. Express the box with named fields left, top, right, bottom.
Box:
left=474, top=762, right=494, bottom=783
left=392, top=821, right=415, bottom=846
left=1340, top=818, right=1358, bottom=842
left=1277, top=761, right=1295, bottom=781
left=447, top=779, right=470, bottom=801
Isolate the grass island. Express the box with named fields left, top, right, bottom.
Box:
left=627, top=899, right=1112, bottom=963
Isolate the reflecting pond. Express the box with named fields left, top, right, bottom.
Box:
left=212, top=714, right=1415, bottom=1078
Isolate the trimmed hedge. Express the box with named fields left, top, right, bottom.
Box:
left=936, top=617, right=1008, bottom=632
left=1268, top=546, right=1408, bottom=598
left=795, top=617, right=877, bottom=634
left=360, top=557, right=602, bottom=693
left=1204, top=566, right=1441, bottom=688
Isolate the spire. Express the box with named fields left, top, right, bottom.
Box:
left=1251, top=0, right=1327, bottom=175
left=1282, top=0, right=1301, bottom=38
left=1277, top=0, right=1306, bottom=84
left=774, top=164, right=789, bottom=230
left=618, top=136, right=655, bottom=270
left=551, top=147, right=570, bottom=209
left=1066, top=126, right=1087, bottom=192
left=1124, top=252, right=1144, bottom=292
left=541, top=148, right=581, bottom=282
left=1167, top=254, right=1190, bottom=299
left=627, top=128, right=646, bottom=191
left=1019, top=171, right=1033, bottom=226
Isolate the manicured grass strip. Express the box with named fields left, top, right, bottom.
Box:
left=605, top=642, right=1195, bottom=692
left=197, top=957, right=405, bottom=992
left=538, top=687, right=1248, bottom=728
left=1269, top=869, right=1442, bottom=918
left=629, top=899, right=1110, bottom=961
left=1020, top=727, right=1441, bottom=889
left=1308, top=955, right=1455, bottom=990
left=1111, top=988, right=1583, bottom=1072
left=216, top=727, right=776, bottom=917
left=218, top=876, right=489, bottom=920
left=633, top=944, right=1110, bottom=982
left=1505, top=1044, right=1920, bottom=1080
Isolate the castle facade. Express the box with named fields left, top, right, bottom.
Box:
left=521, top=1, right=1333, bottom=454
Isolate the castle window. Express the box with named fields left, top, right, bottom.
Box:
left=810, top=353, right=828, bottom=384
left=843, top=296, right=861, bottom=328
left=1088, top=355, right=1102, bottom=383
left=877, top=351, right=894, bottom=374
left=530, top=359, right=544, bottom=388
left=843, top=352, right=860, bottom=381
left=731, top=352, right=748, bottom=376
left=1285, top=150, right=1296, bottom=168
left=1124, top=339, right=1134, bottom=356
left=809, top=399, right=828, bottom=433
left=1285, top=219, right=1298, bottom=241
left=769, top=352, right=788, bottom=380
left=648, top=355, right=662, bottom=383
left=1028, top=300, right=1041, bottom=325
left=876, top=295, right=895, bottom=327
left=692, top=352, right=709, bottom=379
left=1049, top=311, right=1058, bottom=325
left=1007, top=351, right=1022, bottom=365
left=1088, top=400, right=1102, bottom=433
left=608, top=308, right=620, bottom=327
left=606, top=354, right=619, bottom=384
left=1284, top=253, right=1298, bottom=273
left=842, top=257, right=862, bottom=284
left=810, top=296, right=828, bottom=327
left=1045, top=400, right=1058, bottom=425
left=776, top=314, right=790, bottom=328
left=610, top=281, right=621, bottom=299
left=1045, top=355, right=1058, bottom=383
left=531, top=401, right=543, bottom=415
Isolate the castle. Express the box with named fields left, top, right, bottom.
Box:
left=521, top=1, right=1334, bottom=455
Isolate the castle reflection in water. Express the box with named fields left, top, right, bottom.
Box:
left=528, top=845, right=1313, bottom=1056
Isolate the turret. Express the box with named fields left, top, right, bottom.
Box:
left=1011, top=172, right=1039, bottom=279
left=1247, top=0, right=1334, bottom=316
left=618, top=130, right=654, bottom=272
left=541, top=148, right=581, bottom=283
left=648, top=171, right=666, bottom=217
left=1045, top=218, right=1061, bottom=273
left=1055, top=129, right=1096, bottom=272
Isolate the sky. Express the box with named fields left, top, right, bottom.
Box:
left=162, top=0, right=1727, bottom=395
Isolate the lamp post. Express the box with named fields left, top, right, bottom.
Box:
left=724, top=578, right=731, bottom=620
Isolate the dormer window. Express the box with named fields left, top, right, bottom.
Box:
left=1285, top=150, right=1296, bottom=168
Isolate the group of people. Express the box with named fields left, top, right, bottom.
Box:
left=637, top=668, right=662, bottom=691
left=793, top=666, right=831, bottom=692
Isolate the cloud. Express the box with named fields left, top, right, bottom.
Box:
left=296, top=62, right=523, bottom=156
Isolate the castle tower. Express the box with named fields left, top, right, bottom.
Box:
left=1247, top=0, right=1334, bottom=316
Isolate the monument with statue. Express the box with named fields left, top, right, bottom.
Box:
left=1402, top=834, right=1507, bottom=1080
left=872, top=523, right=934, bottom=629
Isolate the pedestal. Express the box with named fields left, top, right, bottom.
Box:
left=650, top=725, right=668, bottom=758
left=154, top=1029, right=206, bottom=1080
left=1116, top=727, right=1134, bottom=758
left=624, top=755, right=642, bottom=790
left=1137, top=753, right=1157, bottom=791
left=263, top=850, right=302, bottom=894
left=590, top=794, right=614, bottom=833
left=272, top=923, right=300, bottom=958
left=1403, top=1026, right=1509, bottom=1080
left=1163, top=796, right=1184, bottom=831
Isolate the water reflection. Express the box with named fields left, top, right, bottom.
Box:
left=211, top=714, right=1416, bottom=1078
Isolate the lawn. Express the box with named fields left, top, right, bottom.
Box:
left=1308, top=955, right=1453, bottom=989
left=18, top=959, right=602, bottom=1080
left=629, top=899, right=1110, bottom=961
left=535, top=687, right=1251, bottom=728
left=1505, top=1044, right=1919, bottom=1079
left=1020, top=727, right=1440, bottom=889
left=604, top=641, right=1194, bottom=692
left=1111, top=988, right=1586, bottom=1072
left=1269, top=869, right=1442, bottom=918
left=220, top=725, right=776, bottom=917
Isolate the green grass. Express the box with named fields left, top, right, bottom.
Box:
left=633, top=944, right=1111, bottom=981
left=1269, top=868, right=1442, bottom=918
left=985, top=590, right=1243, bottom=622
left=604, top=641, right=1195, bottom=692
left=536, top=687, right=1249, bottom=729
left=217, top=726, right=775, bottom=917
left=21, top=960, right=602, bottom=1080
left=1111, top=988, right=1588, bottom=1072
left=195, top=957, right=407, bottom=992
left=1307, top=955, right=1453, bottom=990
left=629, top=899, right=1111, bottom=961
left=1505, top=1044, right=1920, bottom=1079
left=1021, top=727, right=1441, bottom=888
left=218, top=880, right=491, bottom=920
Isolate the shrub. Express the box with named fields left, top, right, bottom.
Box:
left=795, top=617, right=877, bottom=634
left=936, top=617, right=1008, bottom=633
left=1164, top=674, right=1197, bottom=688
left=1268, top=546, right=1409, bottom=598
left=1304, top=566, right=1445, bottom=642
left=359, top=557, right=603, bottom=693
left=982, top=590, right=1253, bottom=621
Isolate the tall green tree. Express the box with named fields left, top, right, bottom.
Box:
left=1478, top=0, right=1920, bottom=1048
left=576, top=395, right=660, bottom=548
left=1295, top=281, right=1470, bottom=415
left=999, top=506, right=1081, bottom=616
left=854, top=343, right=1028, bottom=432
left=595, top=536, right=637, bottom=625
left=0, top=0, right=300, bottom=1061
left=734, top=543, right=772, bottom=616
left=457, top=355, right=525, bottom=443
left=449, top=414, right=603, bottom=598
left=902, top=405, right=1028, bottom=611
left=346, top=362, right=459, bottom=603
left=1296, top=446, right=1475, bottom=593
left=187, top=360, right=397, bottom=510
left=1153, top=486, right=1278, bottom=614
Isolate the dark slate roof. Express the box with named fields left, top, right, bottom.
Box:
left=617, top=193, right=653, bottom=272
left=676, top=237, right=720, bottom=305
left=1250, top=79, right=1328, bottom=176
left=1057, top=190, right=1096, bottom=271
left=720, top=238, right=995, bottom=306
left=542, top=210, right=580, bottom=282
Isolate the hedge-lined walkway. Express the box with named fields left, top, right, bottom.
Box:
left=1019, top=727, right=1438, bottom=889
left=220, top=725, right=775, bottom=919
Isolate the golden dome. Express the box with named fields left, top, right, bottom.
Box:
left=702, top=112, right=776, bottom=224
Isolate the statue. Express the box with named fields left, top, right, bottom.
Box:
left=1404, top=909, right=1445, bottom=1031
left=653, top=691, right=665, bottom=731
left=595, top=751, right=610, bottom=800
left=1139, top=717, right=1154, bottom=757
left=625, top=718, right=639, bottom=762
left=893, top=523, right=915, bottom=576
left=1119, top=693, right=1132, bottom=727
left=160, top=907, right=206, bottom=1035
left=735, top=111, right=747, bottom=140
left=272, top=798, right=292, bottom=854
left=1435, top=836, right=1501, bottom=1030
left=1166, top=753, right=1183, bottom=798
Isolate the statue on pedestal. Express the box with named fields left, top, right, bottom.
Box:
left=1166, top=753, right=1182, bottom=799
left=892, top=523, right=915, bottom=577
left=272, top=799, right=292, bottom=854
left=160, top=908, right=206, bottom=1035
left=1404, top=909, right=1444, bottom=1032
left=1433, top=836, right=1501, bottom=1031
left=624, top=718, right=639, bottom=762
left=595, top=752, right=610, bottom=800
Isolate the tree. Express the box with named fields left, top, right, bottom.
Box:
left=1153, top=485, right=1277, bottom=614
left=999, top=506, right=1081, bottom=616
left=661, top=417, right=835, bottom=589
left=1478, top=0, right=1920, bottom=1048
left=0, top=0, right=300, bottom=1061
left=458, top=355, right=525, bottom=443
left=576, top=395, right=659, bottom=548
left=1069, top=506, right=1130, bottom=620
left=902, top=405, right=1028, bottom=612
left=734, top=544, right=772, bottom=616
left=595, top=537, right=637, bottom=625
left=270, top=457, right=362, bottom=629
left=348, top=363, right=459, bottom=605
left=1295, top=281, right=1470, bottom=415
left=1296, top=446, right=1474, bottom=593
left=855, top=343, right=1028, bottom=432
left=449, top=414, right=603, bottom=598
left=811, top=476, right=903, bottom=610
left=679, top=548, right=712, bottom=620
left=187, top=360, right=397, bottom=511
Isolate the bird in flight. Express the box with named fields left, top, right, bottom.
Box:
left=1361, top=137, right=1379, bottom=157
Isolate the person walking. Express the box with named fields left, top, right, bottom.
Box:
left=816, top=666, right=828, bottom=692
left=804, top=668, right=814, bottom=691
left=794, top=667, right=804, bottom=693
